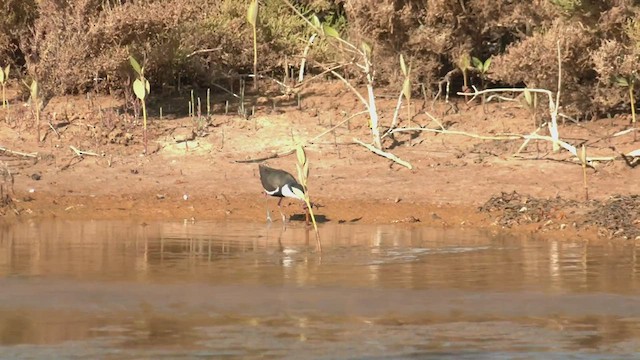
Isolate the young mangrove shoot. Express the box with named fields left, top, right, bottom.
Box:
left=28, top=80, right=41, bottom=143
left=0, top=65, right=9, bottom=109
left=614, top=75, right=637, bottom=142
left=291, top=145, right=321, bottom=252
left=130, top=56, right=150, bottom=154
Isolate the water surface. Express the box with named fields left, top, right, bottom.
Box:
left=1, top=220, right=639, bottom=359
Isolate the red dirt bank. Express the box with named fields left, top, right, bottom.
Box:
left=1, top=85, right=638, bottom=241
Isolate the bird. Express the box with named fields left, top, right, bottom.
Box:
left=259, top=164, right=305, bottom=222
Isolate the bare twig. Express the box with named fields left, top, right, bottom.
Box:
left=433, top=68, right=460, bottom=107
left=48, top=122, right=60, bottom=138
left=186, top=47, right=223, bottom=58
left=458, top=87, right=560, bottom=152
left=388, top=125, right=615, bottom=164
left=329, top=70, right=369, bottom=110
left=69, top=145, right=100, bottom=157
left=298, top=33, right=317, bottom=83
left=0, top=146, right=38, bottom=158
left=353, top=138, right=412, bottom=169
left=513, top=124, right=545, bottom=156
left=235, top=149, right=296, bottom=163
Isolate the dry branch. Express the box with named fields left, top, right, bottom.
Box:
left=0, top=146, right=38, bottom=158
left=70, top=146, right=100, bottom=157
left=387, top=125, right=615, bottom=164
left=353, top=138, right=412, bottom=169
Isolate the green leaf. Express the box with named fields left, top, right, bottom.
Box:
left=30, top=80, right=38, bottom=98
left=471, top=57, right=482, bottom=69
left=483, top=57, right=492, bottom=72
left=303, top=161, right=309, bottom=179
left=247, top=0, right=258, bottom=27
left=362, top=42, right=372, bottom=57
left=402, top=77, right=411, bottom=101
left=400, top=54, right=407, bottom=76
left=0, top=69, right=4, bottom=84
left=615, top=77, right=629, bottom=87
left=323, top=24, right=340, bottom=39
left=129, top=56, right=142, bottom=75
left=145, top=78, right=150, bottom=94
left=524, top=88, right=532, bottom=106
left=291, top=186, right=306, bottom=200
left=311, top=15, right=321, bottom=29
left=296, top=163, right=304, bottom=185
left=4, top=65, right=9, bottom=79
left=458, top=54, right=471, bottom=70
left=577, top=144, right=587, bottom=164
left=133, top=78, right=147, bottom=100
left=296, top=145, right=306, bottom=166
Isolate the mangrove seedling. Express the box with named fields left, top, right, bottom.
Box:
left=27, top=80, right=41, bottom=143
left=292, top=145, right=321, bottom=252
left=0, top=65, right=9, bottom=109
left=130, top=56, right=150, bottom=154
left=523, top=88, right=538, bottom=127
left=390, top=54, right=412, bottom=131
left=457, top=53, right=471, bottom=99
left=400, top=54, right=412, bottom=123
left=472, top=56, right=492, bottom=106
left=614, top=75, right=638, bottom=142
left=577, top=144, right=589, bottom=200
left=472, top=56, right=492, bottom=89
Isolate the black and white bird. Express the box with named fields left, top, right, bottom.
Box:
left=259, top=164, right=305, bottom=222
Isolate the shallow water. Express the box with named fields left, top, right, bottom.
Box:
left=0, top=220, right=639, bottom=359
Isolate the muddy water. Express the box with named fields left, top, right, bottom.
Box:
left=0, top=221, right=639, bottom=359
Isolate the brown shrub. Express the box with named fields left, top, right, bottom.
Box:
left=4, top=0, right=640, bottom=117
left=590, top=6, right=640, bottom=112
left=15, top=0, right=318, bottom=98
left=19, top=0, right=212, bottom=98
left=0, top=0, right=37, bottom=64
left=489, top=19, right=596, bottom=115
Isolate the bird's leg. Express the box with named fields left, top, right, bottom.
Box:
left=277, top=197, right=287, bottom=223
left=264, top=193, right=272, bottom=222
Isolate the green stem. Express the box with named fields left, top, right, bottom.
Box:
left=252, top=25, right=258, bottom=90
left=35, top=95, right=40, bottom=143
left=303, top=195, right=321, bottom=252
left=630, top=84, right=636, bottom=142
left=142, top=100, right=148, bottom=154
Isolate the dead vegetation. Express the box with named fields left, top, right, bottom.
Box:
left=479, top=191, right=578, bottom=228
left=586, top=195, right=640, bottom=240
left=480, top=191, right=640, bottom=240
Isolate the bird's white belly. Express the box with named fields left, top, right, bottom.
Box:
left=281, top=184, right=302, bottom=199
